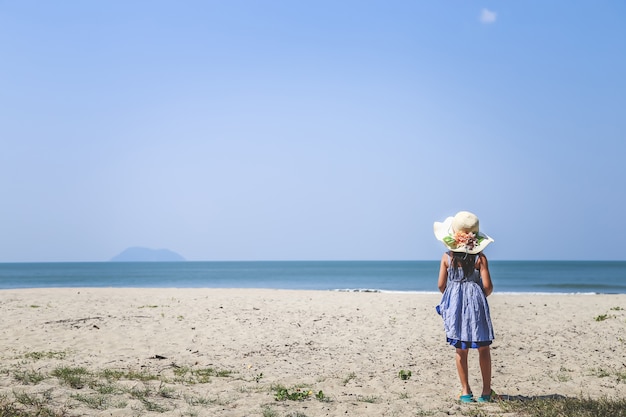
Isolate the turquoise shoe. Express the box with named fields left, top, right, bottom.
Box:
left=477, top=390, right=497, bottom=403
left=459, top=393, right=474, bottom=403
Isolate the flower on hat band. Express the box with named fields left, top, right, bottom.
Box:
left=442, top=231, right=484, bottom=251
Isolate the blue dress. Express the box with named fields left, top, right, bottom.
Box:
left=436, top=253, right=494, bottom=349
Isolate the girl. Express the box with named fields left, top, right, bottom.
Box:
left=434, top=211, right=496, bottom=403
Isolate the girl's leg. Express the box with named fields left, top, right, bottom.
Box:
left=455, top=348, right=471, bottom=395
left=478, top=345, right=492, bottom=396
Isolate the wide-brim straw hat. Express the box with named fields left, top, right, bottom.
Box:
left=433, top=211, right=494, bottom=254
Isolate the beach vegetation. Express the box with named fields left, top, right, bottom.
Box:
left=342, top=372, right=357, bottom=385
left=357, top=395, right=380, bottom=403
left=498, top=396, right=626, bottom=417
left=124, top=369, right=160, bottom=381
left=12, top=390, right=52, bottom=408
left=51, top=366, right=90, bottom=389
left=261, top=406, right=279, bottom=417
left=594, top=314, right=610, bottom=321
left=589, top=367, right=626, bottom=382
left=157, top=383, right=178, bottom=399
left=173, top=366, right=191, bottom=378
left=315, top=390, right=329, bottom=402
left=139, top=397, right=168, bottom=413
left=100, top=369, right=125, bottom=381
left=0, top=400, right=36, bottom=417
left=0, top=400, right=64, bottom=417
left=610, top=306, right=624, bottom=311
left=2, top=360, right=239, bottom=416
left=24, top=351, right=67, bottom=361
left=398, top=369, right=412, bottom=380
left=273, top=385, right=313, bottom=401
left=91, top=381, right=124, bottom=395
left=129, top=386, right=152, bottom=401
left=550, top=367, right=573, bottom=382
left=184, top=394, right=217, bottom=406
left=69, top=393, right=116, bottom=410
left=13, top=369, right=46, bottom=385
left=192, top=368, right=212, bottom=384
left=270, top=383, right=328, bottom=402
left=171, top=366, right=232, bottom=384
left=589, top=367, right=612, bottom=378
left=459, top=409, right=490, bottom=417
left=555, top=373, right=572, bottom=382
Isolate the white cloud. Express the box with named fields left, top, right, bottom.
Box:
left=480, top=8, right=497, bottom=24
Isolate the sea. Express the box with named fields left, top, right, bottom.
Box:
left=1, top=261, right=626, bottom=294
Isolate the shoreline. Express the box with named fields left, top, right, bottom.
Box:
left=2, top=288, right=626, bottom=416
left=3, top=287, right=625, bottom=296
left=3, top=260, right=626, bottom=295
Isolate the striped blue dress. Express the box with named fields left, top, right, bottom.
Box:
left=436, top=253, right=494, bottom=349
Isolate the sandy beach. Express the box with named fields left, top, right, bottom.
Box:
left=1, top=288, right=625, bottom=416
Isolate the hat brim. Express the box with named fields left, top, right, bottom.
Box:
left=433, top=217, right=494, bottom=255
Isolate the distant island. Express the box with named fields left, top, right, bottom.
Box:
left=110, top=247, right=186, bottom=262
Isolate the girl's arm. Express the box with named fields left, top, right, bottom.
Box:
left=437, top=253, right=449, bottom=293
left=477, top=253, right=493, bottom=296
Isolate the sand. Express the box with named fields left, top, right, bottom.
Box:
left=1, top=288, right=625, bottom=416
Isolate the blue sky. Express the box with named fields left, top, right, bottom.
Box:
left=1, top=1, right=625, bottom=262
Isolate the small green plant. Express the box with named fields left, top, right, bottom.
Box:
left=124, top=370, right=159, bottom=381
left=555, top=372, right=572, bottom=382
left=4, top=391, right=60, bottom=417
left=1, top=400, right=58, bottom=417
left=216, top=369, right=232, bottom=377
left=590, top=368, right=611, bottom=378
left=24, top=351, right=67, bottom=361
left=192, top=368, right=213, bottom=383
left=553, top=366, right=573, bottom=382
left=610, top=306, right=624, bottom=311
left=129, top=386, right=152, bottom=401
left=91, top=381, right=124, bottom=395
left=595, top=314, right=609, bottom=321
left=13, top=390, right=52, bottom=407
left=141, top=398, right=168, bottom=412
left=173, top=366, right=190, bottom=378
left=273, top=385, right=312, bottom=401
left=158, top=383, right=178, bottom=399
left=100, top=369, right=125, bottom=381
left=254, top=372, right=264, bottom=382
left=357, top=395, right=380, bottom=403
left=398, top=369, right=412, bottom=380
left=51, top=366, right=90, bottom=389
left=184, top=394, right=216, bottom=406
left=342, top=372, right=357, bottom=385
left=13, top=369, right=46, bottom=385
left=70, top=393, right=111, bottom=410
left=261, top=406, right=279, bottom=417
